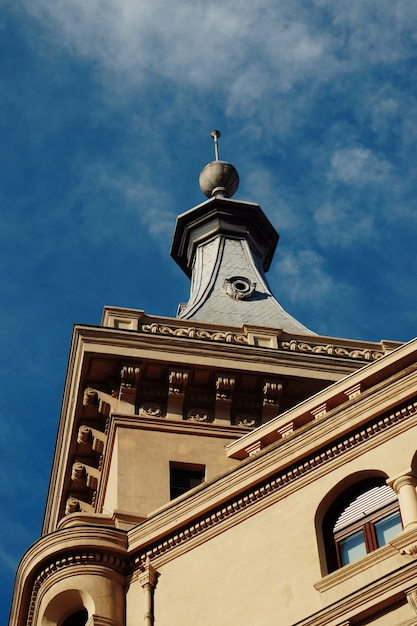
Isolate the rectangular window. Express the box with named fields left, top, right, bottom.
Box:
left=169, top=462, right=205, bottom=500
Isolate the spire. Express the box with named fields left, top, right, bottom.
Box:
left=170, top=132, right=315, bottom=335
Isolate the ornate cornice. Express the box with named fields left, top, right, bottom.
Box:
left=139, top=322, right=385, bottom=362
left=141, top=322, right=249, bottom=345
left=129, top=397, right=417, bottom=570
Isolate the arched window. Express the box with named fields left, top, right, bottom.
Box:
left=322, top=477, right=402, bottom=572
left=61, top=609, right=88, bottom=626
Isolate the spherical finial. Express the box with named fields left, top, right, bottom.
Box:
left=199, top=130, right=239, bottom=198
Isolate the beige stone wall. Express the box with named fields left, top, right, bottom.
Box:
left=103, top=423, right=240, bottom=518
left=126, top=425, right=417, bottom=626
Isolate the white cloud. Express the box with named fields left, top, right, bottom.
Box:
left=329, top=147, right=392, bottom=184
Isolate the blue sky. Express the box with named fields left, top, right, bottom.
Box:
left=2, top=1, right=417, bottom=619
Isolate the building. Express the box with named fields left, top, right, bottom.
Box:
left=9, top=134, right=417, bottom=625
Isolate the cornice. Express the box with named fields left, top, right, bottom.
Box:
left=227, top=340, right=417, bottom=459
left=126, top=390, right=417, bottom=569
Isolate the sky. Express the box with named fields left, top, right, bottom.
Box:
left=2, top=0, right=417, bottom=620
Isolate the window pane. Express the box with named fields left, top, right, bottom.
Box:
left=375, top=512, right=402, bottom=547
left=170, top=467, right=204, bottom=500
left=338, top=530, right=367, bottom=565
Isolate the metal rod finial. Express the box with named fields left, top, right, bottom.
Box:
left=210, top=129, right=221, bottom=161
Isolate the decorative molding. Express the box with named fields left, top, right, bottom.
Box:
left=77, top=425, right=106, bottom=454
left=65, top=497, right=94, bottom=516
left=83, top=387, right=98, bottom=407
left=71, top=462, right=100, bottom=490
left=262, top=380, right=283, bottom=406
left=245, top=440, right=262, bottom=456
left=138, top=556, right=158, bottom=589
left=406, top=586, right=417, bottom=614
left=280, top=339, right=383, bottom=361
left=120, top=365, right=141, bottom=387
left=215, top=375, right=235, bottom=401
left=235, top=414, right=258, bottom=428
left=140, top=403, right=165, bottom=418
left=168, top=369, right=189, bottom=395
left=139, top=322, right=385, bottom=362
left=141, top=322, right=249, bottom=344
left=26, top=552, right=127, bottom=626
left=276, top=421, right=294, bottom=439
left=311, top=403, right=327, bottom=419
left=65, top=497, right=80, bottom=515
left=131, top=398, right=417, bottom=568
left=344, top=383, right=362, bottom=400
left=223, top=276, right=256, bottom=300
left=185, top=408, right=213, bottom=423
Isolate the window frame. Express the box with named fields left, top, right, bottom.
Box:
left=334, top=500, right=401, bottom=568
left=322, top=477, right=402, bottom=573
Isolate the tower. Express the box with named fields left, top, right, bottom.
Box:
left=9, top=134, right=417, bottom=626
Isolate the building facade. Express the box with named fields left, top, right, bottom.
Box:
left=9, top=138, right=417, bottom=625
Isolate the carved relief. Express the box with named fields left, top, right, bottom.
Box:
left=280, top=339, right=382, bottom=362
left=65, top=497, right=80, bottom=515
left=83, top=387, right=98, bottom=406
left=263, top=380, right=283, bottom=406
left=70, top=461, right=99, bottom=490
left=215, top=375, right=235, bottom=400
left=71, top=462, right=85, bottom=482
left=77, top=425, right=92, bottom=444
left=139, top=322, right=385, bottom=361
left=140, top=403, right=165, bottom=418
left=120, top=365, right=141, bottom=387
left=223, top=276, right=256, bottom=300
left=141, top=322, right=248, bottom=345
left=77, top=425, right=106, bottom=453
left=168, top=369, right=189, bottom=395
left=186, top=408, right=213, bottom=422
left=235, top=414, right=258, bottom=427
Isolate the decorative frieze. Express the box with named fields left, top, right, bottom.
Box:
left=280, top=339, right=382, bottom=361
left=141, top=322, right=248, bottom=345
left=139, top=322, right=385, bottom=362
